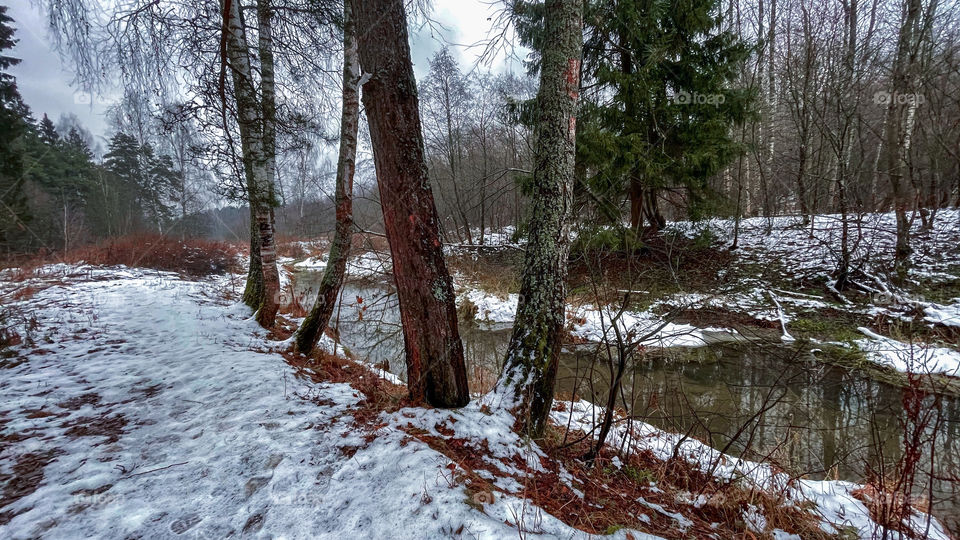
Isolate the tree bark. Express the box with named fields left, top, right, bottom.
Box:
left=295, top=0, right=360, bottom=354
left=886, top=0, right=924, bottom=277
left=354, top=0, right=469, bottom=408
left=224, top=0, right=279, bottom=327
left=254, top=0, right=280, bottom=327
left=495, top=0, right=583, bottom=438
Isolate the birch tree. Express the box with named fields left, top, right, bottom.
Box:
left=222, top=0, right=280, bottom=327
left=295, top=0, right=360, bottom=354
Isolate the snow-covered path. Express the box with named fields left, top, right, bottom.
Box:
left=0, top=268, right=649, bottom=539
left=1, top=271, right=365, bottom=538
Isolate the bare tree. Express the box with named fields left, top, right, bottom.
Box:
left=222, top=0, right=280, bottom=326
left=295, top=0, right=360, bottom=354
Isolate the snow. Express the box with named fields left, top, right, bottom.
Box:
left=856, top=327, right=960, bottom=376
left=567, top=302, right=717, bottom=347
left=549, top=399, right=951, bottom=540
left=292, top=251, right=392, bottom=280
left=923, top=299, right=960, bottom=327
left=456, top=288, right=740, bottom=347
left=459, top=289, right=519, bottom=324
left=0, top=265, right=657, bottom=540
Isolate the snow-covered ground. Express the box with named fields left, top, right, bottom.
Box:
left=0, top=266, right=648, bottom=539
left=1, top=264, right=952, bottom=538
left=449, top=209, right=960, bottom=376
left=550, top=399, right=951, bottom=540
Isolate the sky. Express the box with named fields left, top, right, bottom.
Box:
left=5, top=0, right=530, bottom=142
left=7, top=1, right=112, bottom=144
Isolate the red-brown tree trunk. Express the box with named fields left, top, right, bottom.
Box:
left=354, top=0, right=469, bottom=407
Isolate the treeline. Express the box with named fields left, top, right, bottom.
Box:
left=414, top=0, right=960, bottom=251
left=0, top=7, right=209, bottom=255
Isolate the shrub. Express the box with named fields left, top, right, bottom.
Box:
left=60, top=234, right=240, bottom=277
left=572, top=226, right=643, bottom=254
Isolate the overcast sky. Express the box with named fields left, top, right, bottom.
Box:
left=6, top=0, right=529, bottom=143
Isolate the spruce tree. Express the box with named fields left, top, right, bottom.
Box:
left=0, top=6, right=31, bottom=252
left=578, top=0, right=754, bottom=232
left=38, top=113, right=59, bottom=145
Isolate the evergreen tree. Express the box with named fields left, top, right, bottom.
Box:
left=38, top=113, right=59, bottom=145
left=102, top=132, right=177, bottom=232
left=0, top=6, right=32, bottom=252
left=578, top=0, right=755, bottom=232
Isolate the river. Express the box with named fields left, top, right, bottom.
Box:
left=293, top=273, right=960, bottom=532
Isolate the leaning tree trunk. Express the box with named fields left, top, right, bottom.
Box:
left=354, top=0, right=469, bottom=407
left=495, top=0, right=583, bottom=438
left=224, top=0, right=279, bottom=326
left=295, top=0, right=360, bottom=354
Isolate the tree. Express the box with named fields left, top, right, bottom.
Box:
left=495, top=0, right=583, bottom=438
left=353, top=0, right=469, bottom=407
left=101, top=132, right=179, bottom=231
left=885, top=0, right=934, bottom=278
left=222, top=0, right=281, bottom=327
left=38, top=114, right=59, bottom=145
left=421, top=47, right=474, bottom=244
left=0, top=5, right=31, bottom=253
left=578, top=0, right=753, bottom=233
left=294, top=0, right=360, bottom=354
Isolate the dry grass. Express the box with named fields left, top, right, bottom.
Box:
left=283, top=346, right=407, bottom=427
left=281, top=341, right=831, bottom=538
left=6, top=235, right=242, bottom=278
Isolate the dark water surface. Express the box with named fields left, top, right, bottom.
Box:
left=294, top=274, right=960, bottom=533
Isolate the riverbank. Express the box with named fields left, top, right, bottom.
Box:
left=284, top=209, right=960, bottom=390
left=1, top=264, right=952, bottom=539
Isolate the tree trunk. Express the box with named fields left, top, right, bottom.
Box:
left=495, top=0, right=583, bottom=438
left=224, top=0, right=279, bottom=326
left=254, top=0, right=280, bottom=327
left=295, top=0, right=360, bottom=354
left=354, top=0, right=469, bottom=408
left=886, top=0, right=924, bottom=277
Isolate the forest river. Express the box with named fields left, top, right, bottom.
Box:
left=294, top=272, right=960, bottom=531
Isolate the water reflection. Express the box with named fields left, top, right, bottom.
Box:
left=295, top=274, right=959, bottom=532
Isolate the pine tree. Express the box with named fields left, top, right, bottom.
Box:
left=38, top=113, right=59, bottom=145
left=102, top=132, right=177, bottom=231
left=354, top=0, right=470, bottom=407
left=0, top=6, right=32, bottom=252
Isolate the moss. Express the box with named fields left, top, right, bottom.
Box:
left=621, top=465, right=657, bottom=485
left=790, top=317, right=862, bottom=343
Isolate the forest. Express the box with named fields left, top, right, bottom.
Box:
left=1, top=0, right=959, bottom=538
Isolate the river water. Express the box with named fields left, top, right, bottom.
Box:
left=294, top=273, right=960, bottom=533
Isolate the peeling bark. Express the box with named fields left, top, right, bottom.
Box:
left=223, top=0, right=279, bottom=327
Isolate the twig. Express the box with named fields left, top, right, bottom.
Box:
left=127, top=461, right=189, bottom=477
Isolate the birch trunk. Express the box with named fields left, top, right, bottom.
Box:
left=495, top=0, right=583, bottom=438
left=224, top=0, right=279, bottom=326
left=886, top=0, right=923, bottom=275
left=295, top=0, right=360, bottom=354
left=354, top=0, right=469, bottom=407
